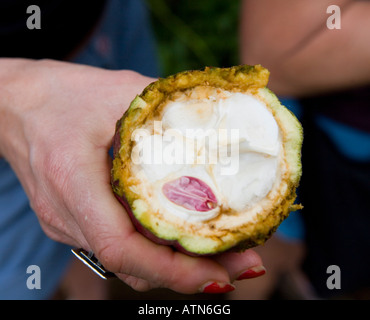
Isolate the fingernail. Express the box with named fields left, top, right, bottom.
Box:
left=200, top=281, right=236, bottom=294
left=236, top=265, right=266, bottom=280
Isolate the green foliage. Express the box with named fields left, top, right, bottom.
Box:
left=146, top=0, right=241, bottom=77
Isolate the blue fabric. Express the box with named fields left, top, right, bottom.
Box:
left=279, top=97, right=303, bottom=120
left=0, top=0, right=159, bottom=299
left=0, top=160, right=72, bottom=300
left=276, top=209, right=305, bottom=241
left=72, top=0, right=159, bottom=77
left=315, top=115, right=370, bottom=162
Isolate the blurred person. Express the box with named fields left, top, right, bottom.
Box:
left=232, top=0, right=370, bottom=299
left=0, top=0, right=265, bottom=299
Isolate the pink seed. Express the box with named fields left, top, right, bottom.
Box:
left=162, top=176, right=218, bottom=212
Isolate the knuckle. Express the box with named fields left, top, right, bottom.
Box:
left=42, top=148, right=75, bottom=188
left=94, top=231, right=139, bottom=276
left=94, top=237, right=127, bottom=274
left=30, top=194, right=52, bottom=225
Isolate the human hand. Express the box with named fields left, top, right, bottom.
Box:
left=0, top=59, right=264, bottom=294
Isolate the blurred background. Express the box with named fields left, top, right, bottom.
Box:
left=146, top=0, right=241, bottom=76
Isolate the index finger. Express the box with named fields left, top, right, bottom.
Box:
left=68, top=152, right=235, bottom=294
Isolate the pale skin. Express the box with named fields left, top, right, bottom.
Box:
left=0, top=58, right=263, bottom=294
left=240, top=0, right=370, bottom=97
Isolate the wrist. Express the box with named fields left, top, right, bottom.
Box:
left=0, top=58, right=37, bottom=160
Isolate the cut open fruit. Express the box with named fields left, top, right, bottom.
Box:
left=111, top=65, right=303, bottom=256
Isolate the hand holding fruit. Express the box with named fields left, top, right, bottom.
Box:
left=0, top=59, right=264, bottom=294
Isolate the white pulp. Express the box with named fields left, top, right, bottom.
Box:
left=133, top=90, right=282, bottom=222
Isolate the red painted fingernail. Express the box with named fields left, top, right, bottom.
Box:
left=236, top=265, right=266, bottom=280
left=200, top=281, right=235, bottom=294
